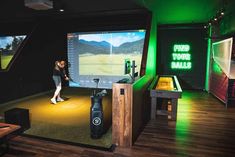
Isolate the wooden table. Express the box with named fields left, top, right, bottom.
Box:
left=150, top=75, right=182, bottom=121
left=0, top=123, right=21, bottom=155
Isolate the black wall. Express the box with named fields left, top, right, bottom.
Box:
left=157, top=25, right=207, bottom=89
left=0, top=21, right=67, bottom=103
left=0, top=11, right=150, bottom=104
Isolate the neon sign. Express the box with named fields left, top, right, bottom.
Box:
left=171, top=44, right=192, bottom=70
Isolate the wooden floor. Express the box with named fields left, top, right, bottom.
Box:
left=3, top=91, right=235, bottom=157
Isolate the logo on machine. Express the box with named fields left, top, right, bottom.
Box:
left=92, top=117, right=101, bottom=126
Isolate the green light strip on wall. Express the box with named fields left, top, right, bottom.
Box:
left=145, top=13, right=157, bottom=76
left=205, top=26, right=212, bottom=91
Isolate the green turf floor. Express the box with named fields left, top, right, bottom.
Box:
left=0, top=87, right=112, bottom=148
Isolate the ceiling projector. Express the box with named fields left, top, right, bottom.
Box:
left=24, top=0, right=53, bottom=10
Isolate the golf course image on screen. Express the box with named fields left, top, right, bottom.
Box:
left=67, top=30, right=146, bottom=88
left=0, top=35, right=26, bottom=70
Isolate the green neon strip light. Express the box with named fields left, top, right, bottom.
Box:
left=205, top=26, right=212, bottom=91
left=145, top=13, right=157, bottom=76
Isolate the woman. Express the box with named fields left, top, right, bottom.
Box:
left=51, top=60, right=69, bottom=104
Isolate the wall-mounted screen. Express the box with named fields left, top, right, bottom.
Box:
left=67, top=30, right=146, bottom=88
left=0, top=35, right=27, bottom=70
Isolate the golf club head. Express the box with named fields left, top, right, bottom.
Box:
left=93, top=78, right=100, bottom=83
left=96, top=89, right=107, bottom=97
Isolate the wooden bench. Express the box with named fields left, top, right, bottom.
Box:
left=0, top=123, right=21, bottom=156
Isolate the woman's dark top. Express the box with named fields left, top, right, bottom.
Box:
left=53, top=67, right=66, bottom=78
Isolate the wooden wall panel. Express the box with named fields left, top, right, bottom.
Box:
left=112, top=76, right=153, bottom=147
left=112, top=83, right=132, bottom=147
left=132, top=75, right=153, bottom=143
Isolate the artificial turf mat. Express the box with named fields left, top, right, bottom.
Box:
left=0, top=87, right=112, bottom=148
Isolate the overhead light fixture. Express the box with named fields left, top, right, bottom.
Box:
left=59, top=8, right=64, bottom=12
left=24, top=0, right=53, bottom=10
left=206, top=6, right=225, bottom=26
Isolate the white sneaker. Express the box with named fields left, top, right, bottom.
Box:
left=51, top=98, right=57, bottom=104
left=57, top=97, right=64, bottom=102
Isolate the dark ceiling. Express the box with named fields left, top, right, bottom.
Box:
left=0, top=0, right=144, bottom=21
left=0, top=0, right=234, bottom=24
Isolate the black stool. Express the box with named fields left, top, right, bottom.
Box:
left=4, top=108, right=30, bottom=133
